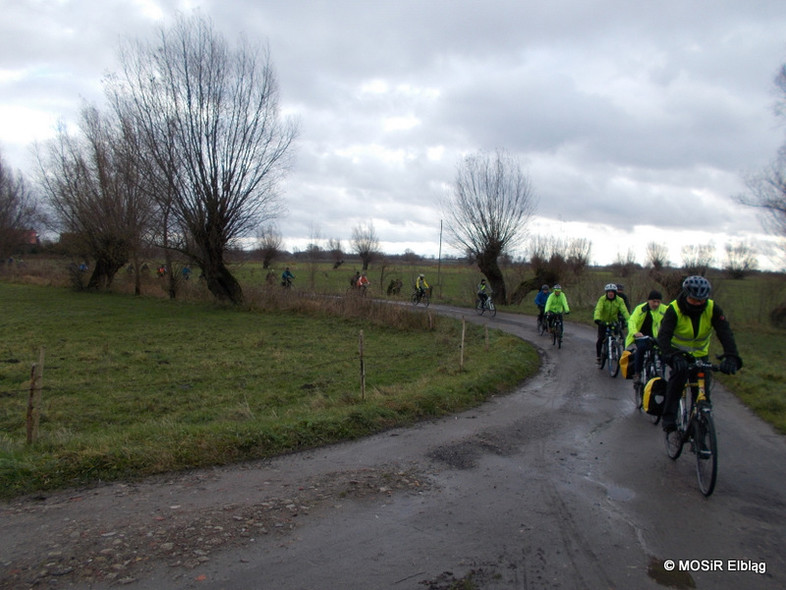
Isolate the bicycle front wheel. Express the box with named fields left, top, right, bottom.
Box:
left=694, top=410, right=718, bottom=496
left=607, top=338, right=621, bottom=378
left=557, top=321, right=563, bottom=348
left=488, top=301, right=496, bottom=318
left=422, top=293, right=430, bottom=307
left=599, top=340, right=608, bottom=370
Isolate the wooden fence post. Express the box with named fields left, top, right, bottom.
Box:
left=359, top=330, right=366, bottom=400
left=26, top=347, right=45, bottom=445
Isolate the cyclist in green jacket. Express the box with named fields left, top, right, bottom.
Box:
left=625, top=289, right=667, bottom=382
left=656, top=276, right=742, bottom=432
left=544, top=284, right=570, bottom=330
left=593, top=283, right=630, bottom=365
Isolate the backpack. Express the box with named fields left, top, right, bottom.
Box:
left=620, top=350, right=634, bottom=379
left=642, top=377, right=667, bottom=416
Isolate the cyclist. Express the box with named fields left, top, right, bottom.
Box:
left=593, top=283, right=630, bottom=366
left=544, top=284, right=570, bottom=330
left=656, top=275, right=742, bottom=432
left=534, top=284, right=550, bottom=328
left=415, top=274, right=430, bottom=299
left=477, top=278, right=490, bottom=306
left=357, top=272, right=370, bottom=292
left=616, top=283, right=631, bottom=312
left=625, top=289, right=666, bottom=383
left=281, top=266, right=295, bottom=288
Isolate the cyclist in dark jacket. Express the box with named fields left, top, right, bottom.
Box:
left=657, top=276, right=742, bottom=432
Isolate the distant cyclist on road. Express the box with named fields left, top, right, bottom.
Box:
left=593, top=283, right=630, bottom=366
left=281, top=267, right=295, bottom=288
left=477, top=278, right=490, bottom=305
left=544, top=284, right=570, bottom=330
left=416, top=274, right=430, bottom=299
left=656, top=276, right=742, bottom=432
left=534, top=284, right=550, bottom=328
left=625, top=289, right=667, bottom=383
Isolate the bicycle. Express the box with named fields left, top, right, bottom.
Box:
left=599, top=322, right=623, bottom=377
left=632, top=336, right=665, bottom=422
left=664, top=358, right=720, bottom=496
left=548, top=313, right=564, bottom=348
left=411, top=288, right=430, bottom=307
left=475, top=295, right=496, bottom=317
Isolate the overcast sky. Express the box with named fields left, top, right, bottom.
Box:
left=2, top=0, right=786, bottom=269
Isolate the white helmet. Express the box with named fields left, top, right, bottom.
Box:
left=604, top=283, right=617, bottom=292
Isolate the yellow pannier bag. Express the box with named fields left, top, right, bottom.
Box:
left=620, top=349, right=634, bottom=379
left=642, top=377, right=667, bottom=416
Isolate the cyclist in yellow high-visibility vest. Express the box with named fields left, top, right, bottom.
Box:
left=656, top=276, right=742, bottom=432
left=625, top=289, right=667, bottom=383
left=544, top=284, right=570, bottom=331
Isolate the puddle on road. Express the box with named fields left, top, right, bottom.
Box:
left=648, top=557, right=696, bottom=589
left=606, top=485, right=635, bottom=502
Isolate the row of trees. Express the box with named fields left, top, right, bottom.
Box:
left=28, top=15, right=297, bottom=303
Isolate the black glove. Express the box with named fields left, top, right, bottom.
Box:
left=720, top=354, right=741, bottom=375
left=670, top=354, right=689, bottom=374
left=594, top=319, right=602, bottom=325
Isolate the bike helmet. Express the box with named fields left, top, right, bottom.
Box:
left=682, top=275, right=711, bottom=299
left=541, top=284, right=549, bottom=290
left=553, top=284, right=562, bottom=291
left=604, top=283, right=617, bottom=292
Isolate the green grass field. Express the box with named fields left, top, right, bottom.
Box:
left=0, top=280, right=538, bottom=498
left=1, top=256, right=784, bottom=498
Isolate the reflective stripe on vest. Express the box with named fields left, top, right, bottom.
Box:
left=670, top=299, right=714, bottom=356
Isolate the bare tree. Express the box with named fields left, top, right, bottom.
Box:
left=444, top=148, right=536, bottom=303
left=645, top=241, right=669, bottom=270
left=327, top=238, right=344, bottom=268
left=681, top=243, right=715, bottom=276
left=0, top=152, right=39, bottom=261
left=106, top=14, right=298, bottom=304
left=351, top=222, right=379, bottom=270
left=37, top=106, right=153, bottom=291
left=724, top=241, right=758, bottom=279
left=738, top=65, right=786, bottom=253
left=255, top=224, right=282, bottom=269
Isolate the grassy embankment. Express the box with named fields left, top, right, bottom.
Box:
left=0, top=280, right=537, bottom=498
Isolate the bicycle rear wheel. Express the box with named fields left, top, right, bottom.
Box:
left=607, top=338, right=620, bottom=378
left=694, top=409, right=718, bottom=496
left=475, top=299, right=485, bottom=315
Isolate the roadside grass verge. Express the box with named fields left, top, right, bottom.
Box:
left=0, top=283, right=538, bottom=498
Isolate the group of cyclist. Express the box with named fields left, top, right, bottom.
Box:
left=536, top=276, right=743, bottom=432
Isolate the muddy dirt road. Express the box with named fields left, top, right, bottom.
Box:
left=2, top=307, right=784, bottom=589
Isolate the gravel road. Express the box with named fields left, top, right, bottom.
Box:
left=2, top=306, right=784, bottom=590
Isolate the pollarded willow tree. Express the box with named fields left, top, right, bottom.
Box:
left=444, top=148, right=537, bottom=303
left=106, top=14, right=298, bottom=304
left=38, top=106, right=153, bottom=291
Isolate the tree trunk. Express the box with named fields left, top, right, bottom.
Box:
left=202, top=256, right=244, bottom=304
